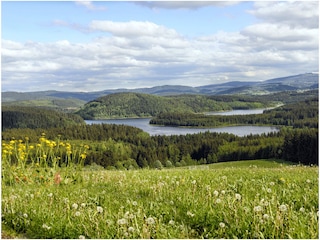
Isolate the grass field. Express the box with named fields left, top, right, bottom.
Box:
left=2, top=159, right=318, bottom=239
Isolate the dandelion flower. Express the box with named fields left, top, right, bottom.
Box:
left=72, top=203, right=79, bottom=210
left=263, top=214, right=269, bottom=220
left=235, top=193, right=241, bottom=200
left=117, top=218, right=128, bottom=225
left=254, top=206, right=263, bottom=212
left=146, top=217, right=155, bottom=225
left=169, top=220, right=175, bottom=225
left=219, top=222, right=226, bottom=228
left=97, top=206, right=103, bottom=213
left=75, top=211, right=81, bottom=217
left=213, top=190, right=219, bottom=197
left=279, top=204, right=287, bottom=212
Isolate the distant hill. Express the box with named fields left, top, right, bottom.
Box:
left=75, top=92, right=273, bottom=120
left=2, top=73, right=318, bottom=104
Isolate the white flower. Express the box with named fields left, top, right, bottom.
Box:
left=23, top=213, right=28, bottom=218
left=79, top=235, right=85, bottom=239
left=267, top=188, right=272, bottom=193
left=215, top=198, right=222, bottom=204
left=75, top=211, right=81, bottom=217
left=235, top=193, right=241, bottom=200
left=117, top=218, right=128, bottom=225
left=191, top=180, right=196, bottom=185
left=128, top=227, right=135, bottom=233
left=81, top=203, right=86, bottom=208
left=72, top=203, right=79, bottom=210
left=221, top=190, right=226, bottom=195
left=97, top=206, right=103, bottom=213
left=306, top=179, right=311, bottom=183
left=146, top=217, right=155, bottom=225
left=254, top=206, right=263, bottom=212
left=219, top=222, right=225, bottom=228
left=132, top=201, right=138, bottom=206
left=187, top=211, right=195, bottom=217
left=213, top=190, right=219, bottom=197
left=279, top=204, right=287, bottom=212
left=169, top=220, right=175, bottom=225
left=42, top=224, right=51, bottom=230
left=263, top=214, right=269, bottom=220
left=299, top=207, right=305, bottom=213
left=48, top=193, right=53, bottom=198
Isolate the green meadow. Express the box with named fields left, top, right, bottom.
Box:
left=2, top=154, right=318, bottom=238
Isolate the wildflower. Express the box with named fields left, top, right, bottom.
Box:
left=97, top=206, right=103, bottom=213
left=146, top=217, right=156, bottom=225
left=72, top=203, right=79, bottom=210
left=279, top=204, right=287, bottom=212
left=48, top=193, right=53, bottom=198
left=187, top=211, right=195, bottom=217
left=81, top=203, right=86, bottom=208
left=117, top=218, right=128, bottom=225
left=191, top=180, right=196, bottom=185
left=270, top=181, right=275, bottom=186
left=169, top=220, right=175, bottom=225
left=235, top=193, right=241, bottom=201
left=215, top=198, right=222, bottom=204
left=128, top=227, right=135, bottom=233
left=254, top=205, right=263, bottom=212
left=42, top=224, right=51, bottom=230
left=267, top=188, right=272, bottom=193
left=306, top=179, right=311, bottom=183
left=132, top=201, right=138, bottom=206
left=79, top=235, right=85, bottom=239
left=221, top=190, right=226, bottom=195
left=219, top=222, right=226, bottom=228
left=213, top=190, right=219, bottom=197
left=299, top=207, right=305, bottom=213
left=75, top=211, right=81, bottom=217
left=263, top=214, right=269, bottom=220
left=23, top=213, right=28, bottom=218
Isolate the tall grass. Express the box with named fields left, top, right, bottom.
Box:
left=1, top=136, right=319, bottom=238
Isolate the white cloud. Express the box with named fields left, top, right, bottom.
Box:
left=74, top=1, right=106, bottom=11
left=2, top=2, right=318, bottom=92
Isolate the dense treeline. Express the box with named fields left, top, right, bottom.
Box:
left=2, top=124, right=318, bottom=169
left=151, top=98, right=318, bottom=129
left=1, top=106, right=85, bottom=131
left=76, top=92, right=272, bottom=119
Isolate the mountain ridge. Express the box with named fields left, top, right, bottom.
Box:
left=2, top=73, right=318, bottom=103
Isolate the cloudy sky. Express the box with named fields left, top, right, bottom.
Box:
left=1, top=1, right=319, bottom=92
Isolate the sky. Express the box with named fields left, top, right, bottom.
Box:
left=1, top=1, right=319, bottom=92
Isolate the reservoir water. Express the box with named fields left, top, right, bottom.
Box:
left=85, top=109, right=279, bottom=137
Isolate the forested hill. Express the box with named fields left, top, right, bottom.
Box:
left=2, top=106, right=85, bottom=131
left=75, top=92, right=273, bottom=120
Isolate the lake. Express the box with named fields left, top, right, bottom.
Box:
left=85, top=109, right=279, bottom=136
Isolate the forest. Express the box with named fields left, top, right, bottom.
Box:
left=2, top=90, right=318, bottom=169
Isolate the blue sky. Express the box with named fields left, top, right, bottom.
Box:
left=1, top=1, right=319, bottom=92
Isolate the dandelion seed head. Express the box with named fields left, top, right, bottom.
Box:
left=279, top=204, right=287, bottom=212
left=117, top=218, right=128, bottom=225
left=169, top=220, right=175, bottom=225
left=72, top=203, right=79, bottom=210
left=75, top=211, right=81, bottom=217
left=128, top=227, right=134, bottom=233
left=23, top=213, right=28, bottom=218
left=254, top=205, right=263, bottom=212
left=299, top=207, right=305, bottom=213
left=187, top=211, right=195, bottom=217
left=235, top=193, right=241, bottom=200
left=47, top=193, right=53, bottom=198
left=213, top=190, right=219, bottom=197
left=219, top=222, right=225, bottom=228
left=146, top=217, right=155, bottom=225
left=97, top=206, right=103, bottom=213
left=263, top=214, right=269, bottom=220
left=215, top=198, right=222, bottom=204
left=79, top=235, right=85, bottom=239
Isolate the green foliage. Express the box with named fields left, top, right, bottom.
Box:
left=2, top=165, right=318, bottom=238
left=2, top=106, right=85, bottom=131
left=76, top=92, right=272, bottom=119
left=151, top=98, right=318, bottom=128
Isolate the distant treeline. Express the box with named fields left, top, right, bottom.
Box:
left=2, top=124, right=318, bottom=168
left=150, top=98, right=318, bottom=129
left=1, top=106, right=85, bottom=131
